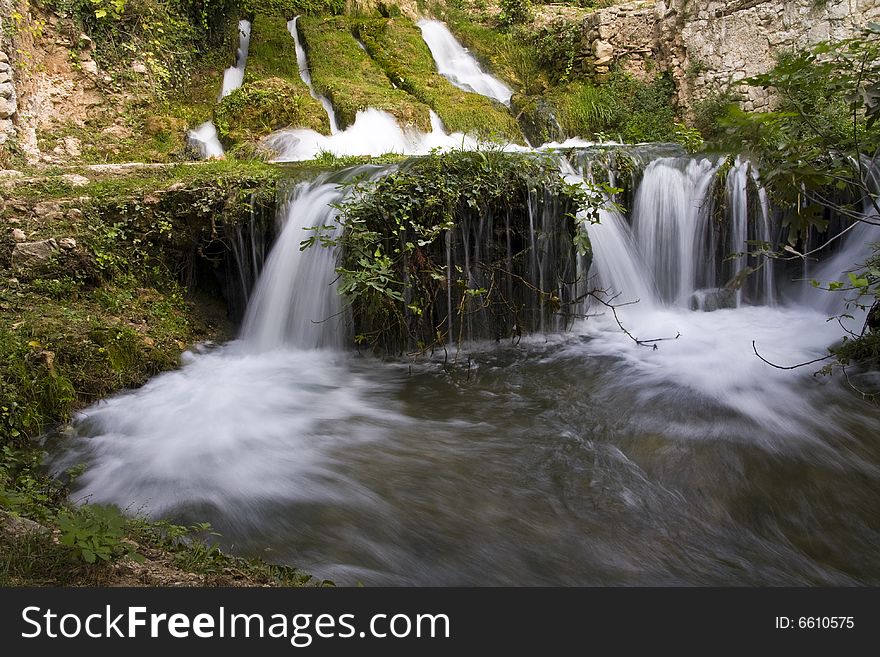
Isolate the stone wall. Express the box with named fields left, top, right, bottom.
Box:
left=0, top=0, right=18, bottom=147
left=577, top=0, right=880, bottom=116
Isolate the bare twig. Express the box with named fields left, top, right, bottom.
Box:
left=752, top=340, right=835, bottom=369
left=586, top=291, right=680, bottom=350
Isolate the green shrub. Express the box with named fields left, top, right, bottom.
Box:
left=56, top=504, right=143, bottom=564
left=499, top=0, right=532, bottom=26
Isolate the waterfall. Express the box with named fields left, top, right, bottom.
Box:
left=221, top=19, right=252, bottom=98
left=799, top=155, right=880, bottom=326
left=240, top=174, right=353, bottom=351
left=289, top=16, right=339, bottom=134
left=186, top=121, right=225, bottom=160
left=187, top=19, right=251, bottom=159
left=631, top=157, right=719, bottom=306
left=417, top=19, right=513, bottom=105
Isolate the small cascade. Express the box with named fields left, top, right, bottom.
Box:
left=800, top=155, right=880, bottom=323
left=264, top=108, right=480, bottom=162
left=221, top=19, right=253, bottom=98
left=186, top=121, right=225, bottom=160
left=187, top=19, right=251, bottom=159
left=240, top=172, right=364, bottom=351
left=631, top=157, right=719, bottom=306
left=417, top=19, right=513, bottom=105
left=565, top=152, right=782, bottom=313
left=289, top=16, right=339, bottom=134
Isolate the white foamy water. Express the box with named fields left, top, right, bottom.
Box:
left=417, top=19, right=513, bottom=105
left=186, top=121, right=225, bottom=159
left=220, top=19, right=252, bottom=99
left=265, top=108, right=479, bottom=162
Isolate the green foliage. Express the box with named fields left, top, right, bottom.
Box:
left=303, top=149, right=603, bottom=353
left=531, top=17, right=582, bottom=84
left=352, top=17, right=523, bottom=142
left=712, top=25, right=880, bottom=237
left=56, top=504, right=143, bottom=564
left=692, top=90, right=737, bottom=140
left=553, top=72, right=679, bottom=142
left=673, top=121, right=704, bottom=152
left=498, top=0, right=532, bottom=27
left=0, top=332, right=76, bottom=444
left=559, top=82, right=615, bottom=134
left=0, top=446, right=66, bottom=521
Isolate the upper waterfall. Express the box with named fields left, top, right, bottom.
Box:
left=417, top=19, right=513, bottom=105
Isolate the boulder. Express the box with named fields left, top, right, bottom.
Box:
left=688, top=288, right=736, bottom=312
left=62, top=173, right=90, bottom=187
left=12, top=239, right=59, bottom=271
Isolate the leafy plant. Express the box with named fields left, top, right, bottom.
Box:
left=498, top=0, right=532, bottom=27
left=303, top=149, right=608, bottom=354
left=56, top=504, right=144, bottom=564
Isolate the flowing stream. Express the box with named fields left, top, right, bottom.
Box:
left=49, top=150, right=880, bottom=585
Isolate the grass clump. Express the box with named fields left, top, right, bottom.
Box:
left=298, top=16, right=432, bottom=131
left=551, top=72, right=679, bottom=142
left=353, top=17, right=523, bottom=143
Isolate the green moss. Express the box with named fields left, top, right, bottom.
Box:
left=298, top=16, right=432, bottom=131
left=216, top=78, right=330, bottom=149
left=353, top=17, right=523, bottom=143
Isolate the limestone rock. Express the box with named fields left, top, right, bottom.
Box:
left=12, top=239, right=59, bottom=270
left=34, top=201, right=62, bottom=217
left=0, top=51, right=8, bottom=64
left=591, top=39, right=614, bottom=60
left=11, top=228, right=26, bottom=242
left=62, top=173, right=90, bottom=187
left=0, top=72, right=10, bottom=84
left=132, top=61, right=148, bottom=74
left=0, top=96, right=15, bottom=119
left=63, top=136, right=82, bottom=157
left=58, top=237, right=77, bottom=250
left=0, top=81, right=14, bottom=98
left=81, top=59, right=99, bottom=75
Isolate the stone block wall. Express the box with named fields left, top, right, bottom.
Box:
left=0, top=0, right=18, bottom=147
left=576, top=0, right=880, bottom=116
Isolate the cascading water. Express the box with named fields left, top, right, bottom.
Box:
left=187, top=19, right=252, bottom=159
left=240, top=173, right=357, bottom=351
left=264, top=108, right=481, bottom=162
left=48, top=146, right=880, bottom=586
left=289, top=16, right=339, bottom=134
left=417, top=19, right=513, bottom=105
left=221, top=19, right=252, bottom=98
